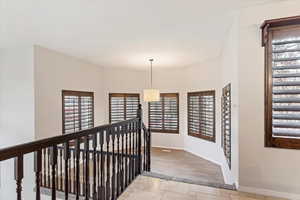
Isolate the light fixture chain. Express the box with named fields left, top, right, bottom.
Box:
left=150, top=60, right=153, bottom=88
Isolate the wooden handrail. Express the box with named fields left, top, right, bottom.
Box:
left=0, top=118, right=138, bottom=161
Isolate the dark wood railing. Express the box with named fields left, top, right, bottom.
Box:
left=0, top=104, right=151, bottom=200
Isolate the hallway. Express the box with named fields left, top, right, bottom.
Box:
left=118, top=176, right=287, bottom=200
left=151, top=147, right=225, bottom=186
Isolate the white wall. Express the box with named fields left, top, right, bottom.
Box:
left=34, top=46, right=105, bottom=139
left=219, top=13, right=240, bottom=186
left=0, top=47, right=35, bottom=199
left=238, top=1, right=300, bottom=198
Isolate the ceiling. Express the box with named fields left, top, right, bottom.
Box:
left=0, top=0, right=280, bottom=69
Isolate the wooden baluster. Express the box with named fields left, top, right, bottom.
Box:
left=121, top=124, right=125, bottom=192
left=128, top=123, right=132, bottom=182
left=134, top=122, right=137, bottom=177
left=69, top=151, right=72, bottom=193
left=69, top=148, right=77, bottom=194
left=131, top=123, right=134, bottom=179
left=143, top=127, right=146, bottom=171
left=147, top=128, right=151, bottom=171
left=106, top=128, right=111, bottom=200
left=99, top=130, right=105, bottom=200
left=125, top=124, right=128, bottom=187
left=34, top=150, right=42, bottom=200
left=111, top=127, right=116, bottom=200
left=60, top=148, right=63, bottom=191
left=64, top=142, right=70, bottom=200
left=43, top=149, right=46, bottom=187
left=75, top=139, right=80, bottom=200
left=131, top=122, right=135, bottom=180
left=81, top=150, right=85, bottom=196
left=137, top=104, right=142, bottom=175
left=133, top=122, right=136, bottom=178
left=92, top=133, right=97, bottom=199
left=84, top=136, right=90, bottom=199
left=50, top=145, right=58, bottom=200
left=14, top=155, right=23, bottom=200
left=116, top=126, right=120, bottom=197
left=96, top=149, right=100, bottom=200
left=47, top=148, right=51, bottom=187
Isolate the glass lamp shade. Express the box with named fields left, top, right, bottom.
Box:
left=143, top=89, right=160, bottom=102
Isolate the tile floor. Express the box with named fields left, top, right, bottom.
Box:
left=118, top=176, right=289, bottom=200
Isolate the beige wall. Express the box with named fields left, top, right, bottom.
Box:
left=34, top=46, right=105, bottom=139
left=238, top=1, right=300, bottom=198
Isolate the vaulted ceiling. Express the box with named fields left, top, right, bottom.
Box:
left=0, top=0, right=280, bottom=69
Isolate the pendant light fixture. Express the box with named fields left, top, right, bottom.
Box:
left=143, top=59, right=160, bottom=102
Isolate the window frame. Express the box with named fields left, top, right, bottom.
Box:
left=262, top=15, right=300, bottom=149
left=62, top=90, right=94, bottom=134
left=187, top=90, right=216, bottom=142
left=148, top=93, right=179, bottom=134
left=109, top=93, right=140, bottom=124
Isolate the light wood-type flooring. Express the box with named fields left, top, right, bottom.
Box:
left=151, top=147, right=225, bottom=185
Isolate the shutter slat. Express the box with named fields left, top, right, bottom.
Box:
left=273, top=48, right=300, bottom=53
left=273, top=129, right=300, bottom=137
left=273, top=73, right=300, bottom=78
left=273, top=81, right=300, bottom=86
left=273, top=114, right=300, bottom=120
left=273, top=122, right=300, bottom=129
left=273, top=105, right=300, bottom=111
left=272, top=39, right=300, bottom=45
left=273, top=97, right=300, bottom=103
left=273, top=89, right=300, bottom=94
left=273, top=65, right=300, bottom=70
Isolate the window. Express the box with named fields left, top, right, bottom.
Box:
left=262, top=16, right=300, bottom=149
left=149, top=93, right=179, bottom=133
left=62, top=90, right=94, bottom=134
left=222, top=84, right=231, bottom=168
left=188, top=90, right=215, bottom=142
left=109, top=93, right=140, bottom=123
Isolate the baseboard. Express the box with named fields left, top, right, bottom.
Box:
left=152, top=145, right=184, bottom=150
left=239, top=185, right=300, bottom=200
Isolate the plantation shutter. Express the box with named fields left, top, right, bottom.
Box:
left=149, top=93, right=179, bottom=133
left=271, top=26, right=300, bottom=138
left=62, top=91, right=94, bottom=134
left=221, top=84, right=231, bottom=168
left=188, top=91, right=215, bottom=142
left=109, top=93, right=140, bottom=123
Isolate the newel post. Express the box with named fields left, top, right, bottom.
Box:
left=137, top=104, right=142, bottom=174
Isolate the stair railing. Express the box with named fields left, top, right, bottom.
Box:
left=0, top=104, right=151, bottom=200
